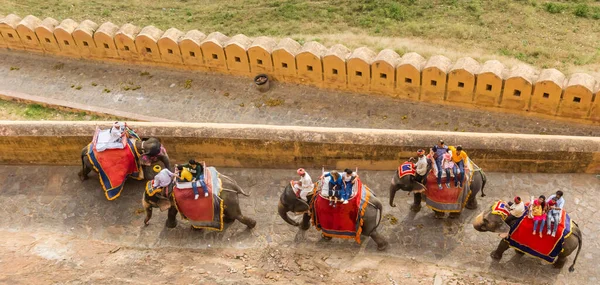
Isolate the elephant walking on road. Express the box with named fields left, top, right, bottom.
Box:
left=78, top=137, right=171, bottom=182
left=473, top=201, right=582, bottom=272
left=278, top=184, right=389, bottom=251
left=143, top=173, right=256, bottom=230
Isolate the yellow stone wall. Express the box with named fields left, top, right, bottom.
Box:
left=1, top=121, right=599, bottom=174
left=1, top=13, right=599, bottom=124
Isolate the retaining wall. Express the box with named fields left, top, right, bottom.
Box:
left=1, top=121, right=599, bottom=174
left=1, top=14, right=600, bottom=124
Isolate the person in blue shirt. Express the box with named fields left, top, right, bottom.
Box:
left=546, top=190, right=565, bottom=237
left=341, top=168, right=357, bottom=204
left=431, top=140, right=449, bottom=190
left=321, top=171, right=343, bottom=207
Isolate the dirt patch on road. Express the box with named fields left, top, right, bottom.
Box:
left=0, top=230, right=521, bottom=285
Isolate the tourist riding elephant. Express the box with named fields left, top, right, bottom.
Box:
left=473, top=201, right=582, bottom=272
left=78, top=137, right=171, bottom=182
left=143, top=173, right=256, bottom=230
left=278, top=184, right=389, bottom=251
left=389, top=160, right=486, bottom=218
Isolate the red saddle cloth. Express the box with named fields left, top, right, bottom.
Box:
left=86, top=139, right=141, bottom=201
left=172, top=168, right=222, bottom=230
left=424, top=167, right=471, bottom=212
left=311, top=178, right=370, bottom=243
left=506, top=205, right=571, bottom=263
left=312, top=194, right=360, bottom=240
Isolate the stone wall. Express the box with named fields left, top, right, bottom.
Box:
left=1, top=14, right=600, bottom=124
left=1, top=121, right=599, bottom=174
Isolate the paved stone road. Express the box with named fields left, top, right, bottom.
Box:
left=1, top=50, right=599, bottom=136
left=1, top=166, right=598, bottom=284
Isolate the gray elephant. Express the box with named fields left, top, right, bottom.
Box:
left=473, top=200, right=582, bottom=272
left=389, top=160, right=486, bottom=218
left=278, top=184, right=389, bottom=251
left=143, top=173, right=256, bottom=230
left=78, top=137, right=171, bottom=182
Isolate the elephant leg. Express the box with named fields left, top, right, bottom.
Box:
left=142, top=195, right=153, bottom=226
left=78, top=157, right=92, bottom=181
left=465, top=196, right=478, bottom=210
left=553, top=255, right=568, bottom=269
left=491, top=239, right=510, bottom=260
left=514, top=250, right=524, bottom=256
left=370, top=230, right=389, bottom=251
left=223, top=214, right=236, bottom=224
left=433, top=210, right=445, bottom=219
left=299, top=213, right=311, bottom=231
left=165, top=206, right=178, bottom=228
left=235, top=215, right=257, bottom=229
left=448, top=212, right=461, bottom=219
left=410, top=193, right=422, bottom=212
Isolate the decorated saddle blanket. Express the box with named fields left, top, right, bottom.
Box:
left=497, top=201, right=573, bottom=264
left=172, top=167, right=224, bottom=231
left=86, top=138, right=142, bottom=200
left=398, top=162, right=416, bottom=178
left=424, top=156, right=475, bottom=212
left=310, top=177, right=370, bottom=243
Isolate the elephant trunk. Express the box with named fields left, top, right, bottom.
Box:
left=278, top=201, right=299, bottom=227
left=569, top=223, right=583, bottom=272
left=389, top=183, right=399, bottom=207
left=479, top=170, right=487, bottom=197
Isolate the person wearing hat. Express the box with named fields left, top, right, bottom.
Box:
left=181, top=159, right=208, bottom=200
left=448, top=145, right=468, bottom=188
left=431, top=139, right=449, bottom=190
left=508, top=196, right=525, bottom=217
left=414, top=149, right=428, bottom=185
left=293, top=168, right=314, bottom=202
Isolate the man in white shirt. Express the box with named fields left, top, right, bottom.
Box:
left=293, top=168, right=314, bottom=202
left=152, top=168, right=175, bottom=190
left=109, top=121, right=125, bottom=143
left=415, top=149, right=428, bottom=184
left=508, top=196, right=525, bottom=217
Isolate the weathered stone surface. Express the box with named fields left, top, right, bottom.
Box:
left=0, top=165, right=597, bottom=284
left=0, top=121, right=599, bottom=173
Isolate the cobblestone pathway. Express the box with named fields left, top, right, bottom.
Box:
left=0, top=166, right=597, bottom=284
left=1, top=50, right=599, bottom=136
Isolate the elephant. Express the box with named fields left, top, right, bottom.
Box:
left=278, top=184, right=389, bottom=251
left=78, top=137, right=171, bottom=182
left=143, top=173, right=256, bottom=230
left=389, top=159, right=486, bottom=218
left=473, top=201, right=582, bottom=272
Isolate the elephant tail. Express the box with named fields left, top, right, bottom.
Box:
left=370, top=196, right=384, bottom=233
left=80, top=153, right=85, bottom=176
left=568, top=222, right=583, bottom=272
left=219, top=174, right=250, bottom=196
left=479, top=170, right=487, bottom=197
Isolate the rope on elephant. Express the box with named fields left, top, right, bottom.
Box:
left=221, top=188, right=239, bottom=193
